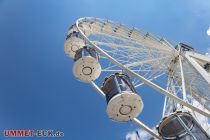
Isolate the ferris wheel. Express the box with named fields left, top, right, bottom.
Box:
left=64, top=17, right=210, bottom=140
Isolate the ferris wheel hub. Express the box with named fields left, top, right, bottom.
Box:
left=106, top=92, right=143, bottom=122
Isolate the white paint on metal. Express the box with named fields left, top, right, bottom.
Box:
left=185, top=52, right=210, bottom=85
left=132, top=118, right=162, bottom=140
left=107, top=92, right=143, bottom=122
left=73, top=56, right=101, bottom=83
left=64, top=37, right=85, bottom=58
left=179, top=55, right=187, bottom=101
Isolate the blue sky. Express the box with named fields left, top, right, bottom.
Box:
left=0, top=0, right=210, bottom=140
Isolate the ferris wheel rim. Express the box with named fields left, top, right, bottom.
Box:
left=76, top=17, right=178, bottom=52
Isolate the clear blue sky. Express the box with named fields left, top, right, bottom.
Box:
left=0, top=0, right=210, bottom=140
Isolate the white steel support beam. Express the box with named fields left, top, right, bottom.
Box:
left=185, top=52, right=210, bottom=85
left=77, top=19, right=210, bottom=118
left=187, top=51, right=210, bottom=63
left=132, top=118, right=162, bottom=140
left=179, top=55, right=187, bottom=101
left=89, top=81, right=161, bottom=140
left=162, top=96, right=168, bottom=118
left=162, top=76, right=171, bottom=118
left=90, top=81, right=105, bottom=97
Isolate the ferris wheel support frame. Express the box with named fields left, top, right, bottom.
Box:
left=90, top=81, right=162, bottom=140
left=131, top=118, right=162, bottom=140
left=162, top=73, right=174, bottom=117
left=76, top=17, right=210, bottom=118
left=162, top=96, right=168, bottom=118
left=179, top=54, right=187, bottom=101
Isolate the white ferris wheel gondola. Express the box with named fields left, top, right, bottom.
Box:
left=64, top=24, right=85, bottom=58
left=73, top=46, right=101, bottom=83
left=102, top=73, right=143, bottom=122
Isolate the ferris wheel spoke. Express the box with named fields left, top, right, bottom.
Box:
left=99, top=46, right=172, bottom=71
left=101, top=69, right=146, bottom=72
left=123, top=56, right=171, bottom=68
left=134, top=72, right=166, bottom=88
left=101, top=57, right=168, bottom=88
left=92, top=29, right=173, bottom=52
left=92, top=41, right=173, bottom=55
left=99, top=48, right=171, bottom=88
left=91, top=38, right=171, bottom=56
left=93, top=37, right=173, bottom=56
left=100, top=55, right=170, bottom=74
